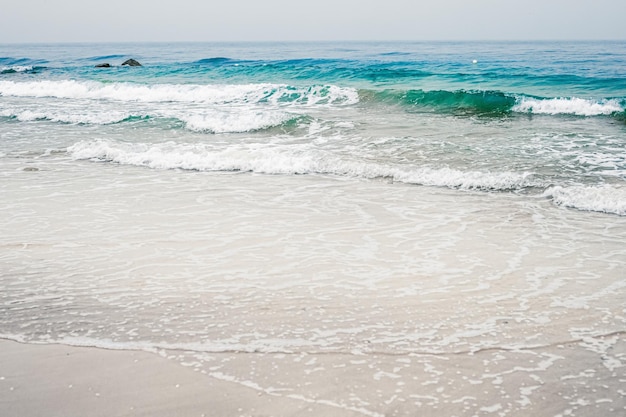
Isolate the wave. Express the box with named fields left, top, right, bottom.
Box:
left=0, top=80, right=359, bottom=106
left=2, top=79, right=622, bottom=118
left=1, top=66, right=32, bottom=74
left=66, top=139, right=626, bottom=215
left=181, top=111, right=303, bottom=134
left=543, top=185, right=626, bottom=216
left=87, top=54, right=127, bottom=61
left=194, top=57, right=243, bottom=65
left=187, top=57, right=435, bottom=83
left=512, top=97, right=624, bottom=116
left=68, top=139, right=535, bottom=192
left=170, top=56, right=626, bottom=97
left=0, top=107, right=301, bottom=133
left=0, top=108, right=140, bottom=125
left=402, top=89, right=515, bottom=115
left=0, top=56, right=48, bottom=73
left=3, top=80, right=624, bottom=127
left=0, top=57, right=47, bottom=65
left=1, top=65, right=46, bottom=74
left=363, top=89, right=626, bottom=117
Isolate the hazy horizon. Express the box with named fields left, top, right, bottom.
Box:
left=2, top=0, right=625, bottom=44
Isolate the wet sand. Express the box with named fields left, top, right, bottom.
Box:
left=1, top=335, right=625, bottom=417
left=0, top=339, right=364, bottom=417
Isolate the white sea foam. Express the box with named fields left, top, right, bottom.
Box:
left=68, top=139, right=534, bottom=191
left=544, top=185, right=626, bottom=216
left=0, top=108, right=134, bottom=125
left=182, top=111, right=297, bottom=133
left=1, top=65, right=34, bottom=73
left=0, top=80, right=359, bottom=106
left=513, top=97, right=624, bottom=116
left=0, top=106, right=296, bottom=132
left=392, top=167, right=534, bottom=191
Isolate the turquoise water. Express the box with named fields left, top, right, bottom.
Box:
left=1, top=41, right=626, bottom=214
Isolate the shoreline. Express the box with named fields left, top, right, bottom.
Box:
left=0, top=338, right=368, bottom=417
left=2, top=336, right=625, bottom=417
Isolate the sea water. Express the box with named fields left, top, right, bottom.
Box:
left=1, top=42, right=625, bottom=416
left=2, top=42, right=625, bottom=209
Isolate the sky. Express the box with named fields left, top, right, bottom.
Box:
left=1, top=0, right=626, bottom=43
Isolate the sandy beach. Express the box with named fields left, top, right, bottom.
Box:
left=1, top=156, right=626, bottom=416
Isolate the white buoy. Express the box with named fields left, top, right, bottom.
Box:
left=472, top=59, right=478, bottom=64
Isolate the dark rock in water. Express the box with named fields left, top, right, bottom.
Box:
left=23, top=167, right=39, bottom=172
left=121, top=59, right=142, bottom=67
left=95, top=63, right=111, bottom=68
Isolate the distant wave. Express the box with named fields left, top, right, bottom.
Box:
left=0, top=65, right=46, bottom=74
left=68, top=139, right=536, bottom=192
left=379, top=51, right=412, bottom=57
left=87, top=54, right=127, bottom=61
left=1, top=66, right=32, bottom=74
left=0, top=80, right=359, bottom=106
left=0, top=57, right=46, bottom=65
left=188, top=57, right=435, bottom=82
left=195, top=57, right=240, bottom=65
left=0, top=56, right=48, bottom=73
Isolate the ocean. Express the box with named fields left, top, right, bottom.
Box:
left=1, top=41, right=626, bottom=416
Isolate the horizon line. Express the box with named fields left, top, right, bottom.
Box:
left=2, top=38, right=626, bottom=45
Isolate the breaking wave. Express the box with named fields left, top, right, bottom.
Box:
left=67, top=138, right=626, bottom=215
left=363, top=89, right=625, bottom=117
left=68, top=139, right=535, bottom=192
left=0, top=80, right=359, bottom=106
left=1, top=65, right=46, bottom=74
left=544, top=185, right=626, bottom=216
left=0, top=107, right=302, bottom=133
left=512, top=96, right=624, bottom=116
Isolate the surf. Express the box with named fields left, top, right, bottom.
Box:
left=360, top=88, right=626, bottom=118
left=0, top=80, right=359, bottom=106
left=67, top=138, right=537, bottom=191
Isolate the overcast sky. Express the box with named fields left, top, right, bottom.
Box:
left=2, top=0, right=625, bottom=43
